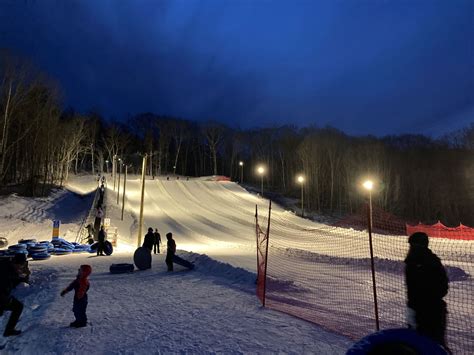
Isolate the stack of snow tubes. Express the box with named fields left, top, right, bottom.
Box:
left=51, top=238, right=91, bottom=255
left=25, top=240, right=53, bottom=260
left=7, top=242, right=28, bottom=256
left=0, top=238, right=91, bottom=260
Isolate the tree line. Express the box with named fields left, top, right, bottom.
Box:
left=1, top=51, right=473, bottom=225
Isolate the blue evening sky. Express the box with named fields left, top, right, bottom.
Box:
left=0, top=0, right=472, bottom=135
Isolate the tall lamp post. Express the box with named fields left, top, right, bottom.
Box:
left=257, top=166, right=265, bottom=197
left=121, top=164, right=128, bottom=221
left=113, top=155, right=117, bottom=191
left=362, top=179, right=379, bottom=331
left=239, top=161, right=244, bottom=183
left=137, top=154, right=147, bottom=247
left=105, top=160, right=109, bottom=174
left=117, top=158, right=122, bottom=204
left=297, top=175, right=305, bottom=217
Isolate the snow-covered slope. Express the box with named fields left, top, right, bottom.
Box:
left=0, top=175, right=352, bottom=354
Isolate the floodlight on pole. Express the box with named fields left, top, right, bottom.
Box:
left=105, top=160, right=109, bottom=174
left=363, top=180, right=374, bottom=191
left=239, top=161, right=244, bottom=184
left=362, top=178, right=379, bottom=331
left=257, top=166, right=265, bottom=197
left=297, top=175, right=305, bottom=217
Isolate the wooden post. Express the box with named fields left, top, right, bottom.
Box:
left=262, top=200, right=272, bottom=307
left=121, top=165, right=127, bottom=221
left=137, top=154, right=147, bottom=247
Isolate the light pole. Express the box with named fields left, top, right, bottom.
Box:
left=105, top=160, right=109, bottom=174
left=117, top=158, right=122, bottom=204
left=113, top=155, right=117, bottom=191
left=121, top=164, right=128, bottom=221
left=363, top=180, right=374, bottom=229
left=257, top=166, right=265, bottom=197
left=239, top=161, right=244, bottom=184
left=362, top=179, right=379, bottom=331
left=297, top=175, right=305, bottom=217
left=137, top=154, right=147, bottom=248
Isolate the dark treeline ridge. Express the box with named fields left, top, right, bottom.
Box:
left=1, top=51, right=473, bottom=226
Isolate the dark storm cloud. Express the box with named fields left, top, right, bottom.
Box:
left=0, top=0, right=472, bottom=135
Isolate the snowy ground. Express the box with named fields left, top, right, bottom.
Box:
left=0, top=175, right=353, bottom=354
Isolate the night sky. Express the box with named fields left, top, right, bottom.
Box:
left=0, top=0, right=472, bottom=136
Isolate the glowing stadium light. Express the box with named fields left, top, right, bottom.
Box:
left=297, top=175, right=305, bottom=217
left=256, top=165, right=266, bottom=197
left=239, top=161, right=244, bottom=183
left=363, top=180, right=374, bottom=191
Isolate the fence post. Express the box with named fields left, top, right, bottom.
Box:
left=255, top=204, right=259, bottom=274
left=367, top=199, right=380, bottom=331
left=262, top=200, right=272, bottom=307
left=137, top=154, right=147, bottom=248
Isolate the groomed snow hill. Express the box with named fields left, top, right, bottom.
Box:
left=0, top=175, right=352, bottom=354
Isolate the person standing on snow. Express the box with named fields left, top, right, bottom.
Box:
left=153, top=228, right=161, bottom=254
left=0, top=256, right=27, bottom=336
left=86, top=224, right=95, bottom=244
left=166, top=232, right=176, bottom=271
left=405, top=232, right=449, bottom=349
left=143, top=227, right=155, bottom=251
left=97, top=226, right=106, bottom=256
left=61, top=264, right=92, bottom=328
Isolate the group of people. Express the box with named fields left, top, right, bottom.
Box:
left=143, top=228, right=176, bottom=271
left=1, top=230, right=450, bottom=350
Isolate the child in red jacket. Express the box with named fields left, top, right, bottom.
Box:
left=61, top=264, right=92, bottom=328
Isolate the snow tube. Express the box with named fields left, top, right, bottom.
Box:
left=29, top=245, right=48, bottom=253
left=73, top=245, right=90, bottom=253
left=173, top=255, right=195, bottom=270
left=53, top=248, right=73, bottom=255
left=89, top=242, right=98, bottom=251
left=104, top=241, right=113, bottom=256
left=18, top=239, right=36, bottom=244
left=31, top=252, right=51, bottom=260
left=134, top=247, right=152, bottom=270
left=346, top=328, right=447, bottom=355
left=8, top=244, right=27, bottom=251
left=110, top=263, right=134, bottom=274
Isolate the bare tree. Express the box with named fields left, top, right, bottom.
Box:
left=202, top=121, right=225, bottom=176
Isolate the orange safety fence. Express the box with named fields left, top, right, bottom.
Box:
left=407, top=221, right=474, bottom=241
left=255, top=203, right=473, bottom=354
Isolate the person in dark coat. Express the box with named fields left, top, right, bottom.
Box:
left=0, top=256, right=26, bottom=336
left=143, top=227, right=155, bottom=251
left=97, top=226, right=106, bottom=256
left=86, top=224, right=95, bottom=244
left=61, top=264, right=92, bottom=328
left=166, top=232, right=176, bottom=271
left=405, top=232, right=449, bottom=349
left=153, top=229, right=161, bottom=254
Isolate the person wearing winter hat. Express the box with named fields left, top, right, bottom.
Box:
left=143, top=227, right=155, bottom=251
left=405, top=232, right=449, bottom=350
left=165, top=232, right=176, bottom=271
left=61, top=265, right=92, bottom=328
